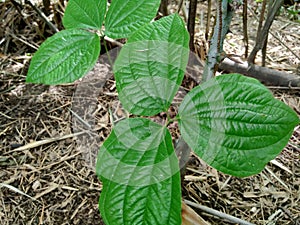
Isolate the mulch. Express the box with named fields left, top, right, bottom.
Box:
left=0, top=1, right=299, bottom=225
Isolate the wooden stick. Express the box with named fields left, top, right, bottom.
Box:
left=4, top=131, right=86, bottom=154
left=25, top=0, right=59, bottom=33
left=187, top=0, right=198, bottom=52
left=219, top=58, right=300, bottom=87
left=184, top=199, right=256, bottom=225
left=248, top=0, right=284, bottom=63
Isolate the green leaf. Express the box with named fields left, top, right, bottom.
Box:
left=104, top=0, right=161, bottom=38
left=114, top=14, right=189, bottom=116
left=96, top=118, right=181, bottom=225
left=178, top=74, right=299, bottom=177
left=63, top=0, right=106, bottom=30
left=26, top=29, right=100, bottom=85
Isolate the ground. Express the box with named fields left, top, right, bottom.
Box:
left=0, top=1, right=299, bottom=225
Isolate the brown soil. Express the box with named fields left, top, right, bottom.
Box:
left=0, top=1, right=299, bottom=225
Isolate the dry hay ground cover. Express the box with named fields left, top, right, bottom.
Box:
left=0, top=1, right=300, bottom=225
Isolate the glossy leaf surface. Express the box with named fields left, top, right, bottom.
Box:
left=104, top=0, right=160, bottom=38
left=96, top=118, right=181, bottom=225
left=63, top=0, right=106, bottom=30
left=178, top=74, right=299, bottom=177
left=26, top=29, right=100, bottom=85
left=114, top=14, right=189, bottom=116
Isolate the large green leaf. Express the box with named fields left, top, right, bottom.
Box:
left=96, top=118, right=181, bottom=225
left=114, top=14, right=189, bottom=116
left=26, top=29, right=100, bottom=85
left=63, top=0, right=106, bottom=30
left=178, top=74, right=299, bottom=177
left=104, top=0, right=161, bottom=38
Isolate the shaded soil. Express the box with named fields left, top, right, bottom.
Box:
left=1, top=1, right=300, bottom=225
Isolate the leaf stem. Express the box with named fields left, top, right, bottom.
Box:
left=166, top=114, right=179, bottom=126
left=103, top=38, right=113, bottom=67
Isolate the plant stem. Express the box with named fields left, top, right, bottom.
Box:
left=242, top=0, right=248, bottom=58
left=25, top=0, right=59, bottom=33
left=177, top=0, right=184, bottom=13
left=103, top=38, right=114, bottom=67
left=184, top=200, right=256, bottom=225
left=247, top=0, right=284, bottom=63
left=205, top=0, right=212, bottom=41
left=187, top=0, right=198, bottom=51
left=159, top=0, right=169, bottom=16
left=203, top=0, right=234, bottom=82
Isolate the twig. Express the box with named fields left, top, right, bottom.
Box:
left=242, top=0, right=248, bottom=57
left=203, top=0, right=234, bottom=81
left=247, top=6, right=300, bottom=62
left=187, top=0, right=198, bottom=52
left=258, top=0, right=267, bottom=37
left=261, top=32, right=268, bottom=66
left=42, top=0, right=51, bottom=15
left=159, top=0, right=168, bottom=16
left=217, top=0, right=222, bottom=54
left=267, top=86, right=300, bottom=90
left=176, top=0, right=187, bottom=21
left=0, top=38, right=5, bottom=45
left=68, top=108, right=92, bottom=129
left=177, top=0, right=184, bottom=13
left=219, top=58, right=300, bottom=87
left=270, top=159, right=292, bottom=174
left=205, top=0, right=212, bottom=40
left=248, top=0, right=266, bottom=64
left=8, top=32, right=39, bottom=50
left=9, top=0, right=23, bottom=15
left=265, top=166, right=291, bottom=192
left=25, top=0, right=59, bottom=33
left=262, top=0, right=274, bottom=66
left=266, top=209, right=283, bottom=225
left=4, top=131, right=87, bottom=154
left=0, top=183, right=37, bottom=201
left=182, top=201, right=210, bottom=225
left=271, top=31, right=300, bottom=61
left=248, top=0, right=284, bottom=63
left=104, top=36, right=124, bottom=47
left=184, top=199, right=256, bottom=225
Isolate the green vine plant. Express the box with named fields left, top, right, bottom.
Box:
left=26, top=0, right=299, bottom=224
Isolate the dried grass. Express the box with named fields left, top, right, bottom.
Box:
left=0, top=1, right=299, bottom=224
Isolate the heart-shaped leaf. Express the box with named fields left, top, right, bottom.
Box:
left=63, top=0, right=106, bottom=30
left=96, top=118, right=181, bottom=225
left=26, top=29, right=100, bottom=85
left=178, top=74, right=299, bottom=177
left=104, top=0, right=161, bottom=38
left=114, top=14, right=189, bottom=116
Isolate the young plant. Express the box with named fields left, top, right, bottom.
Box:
left=26, top=0, right=299, bottom=224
